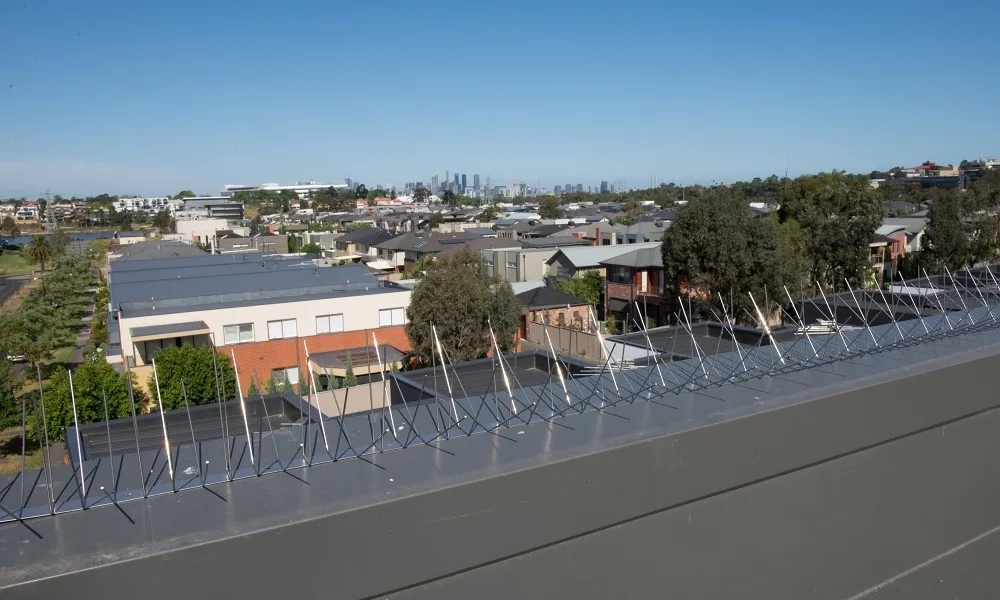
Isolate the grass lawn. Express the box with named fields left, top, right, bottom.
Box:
left=0, top=427, right=45, bottom=475
left=0, top=251, right=35, bottom=276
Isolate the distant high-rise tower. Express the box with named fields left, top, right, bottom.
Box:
left=454, top=174, right=460, bottom=187
left=461, top=174, right=467, bottom=192
left=473, top=173, right=480, bottom=190
left=554, top=185, right=562, bottom=195
left=431, top=175, right=439, bottom=192
left=600, top=180, right=609, bottom=193
left=575, top=184, right=583, bottom=193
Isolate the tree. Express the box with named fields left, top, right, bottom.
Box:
left=477, top=206, right=498, bottom=223
left=0, top=361, right=21, bottom=431
left=778, top=173, right=883, bottom=289
left=247, top=380, right=260, bottom=398
left=23, top=235, right=53, bottom=272
left=48, top=229, right=71, bottom=255
left=1, top=216, right=19, bottom=236
left=661, top=188, right=809, bottom=325
left=146, top=345, right=237, bottom=411
left=287, top=235, right=299, bottom=253
left=35, top=362, right=148, bottom=443
left=277, top=190, right=297, bottom=213
left=409, top=253, right=435, bottom=279
left=172, top=190, right=196, bottom=199
left=413, top=187, right=430, bottom=203
left=406, top=249, right=521, bottom=364
left=442, top=190, right=458, bottom=206
left=354, top=184, right=368, bottom=199
left=922, top=191, right=969, bottom=271
left=151, top=210, right=173, bottom=231
left=539, top=197, right=562, bottom=219
left=556, top=270, right=602, bottom=308
left=428, top=213, right=443, bottom=229
left=344, top=355, right=357, bottom=388
left=300, top=242, right=322, bottom=255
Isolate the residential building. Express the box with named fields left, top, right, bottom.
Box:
left=217, top=232, right=289, bottom=254
left=483, top=247, right=559, bottom=282
left=113, top=197, right=178, bottom=213
left=106, top=255, right=412, bottom=395
left=221, top=181, right=348, bottom=200
left=180, top=197, right=244, bottom=220
left=599, top=246, right=672, bottom=329
left=516, top=286, right=592, bottom=340
left=332, top=228, right=400, bottom=262
left=112, top=231, right=145, bottom=245
left=374, top=232, right=522, bottom=273
left=546, top=242, right=661, bottom=280
left=881, top=217, right=928, bottom=252
left=175, top=218, right=229, bottom=246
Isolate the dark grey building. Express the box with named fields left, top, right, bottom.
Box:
left=182, top=196, right=244, bottom=219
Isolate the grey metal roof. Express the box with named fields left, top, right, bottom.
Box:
left=600, top=247, right=663, bottom=268
left=547, top=242, right=660, bottom=269
left=109, top=241, right=207, bottom=262
left=520, top=236, right=591, bottom=248
left=114, top=264, right=387, bottom=317
left=517, top=286, right=589, bottom=309
left=130, top=321, right=209, bottom=339
left=116, top=230, right=145, bottom=238
left=110, top=254, right=309, bottom=284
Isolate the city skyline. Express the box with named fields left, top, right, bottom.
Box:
left=2, top=0, right=998, bottom=197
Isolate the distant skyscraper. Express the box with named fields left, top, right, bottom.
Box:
left=600, top=180, right=609, bottom=193
left=473, top=174, right=480, bottom=190
left=461, top=174, right=467, bottom=192
left=554, top=185, right=562, bottom=195
left=454, top=174, right=460, bottom=187
left=431, top=175, right=439, bottom=191
left=345, top=178, right=353, bottom=190
left=564, top=183, right=573, bottom=195
left=575, top=184, right=583, bottom=193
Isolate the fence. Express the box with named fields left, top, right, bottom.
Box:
left=524, top=320, right=603, bottom=362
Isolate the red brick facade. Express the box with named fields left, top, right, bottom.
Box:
left=524, top=304, right=591, bottom=335
left=222, top=326, right=412, bottom=394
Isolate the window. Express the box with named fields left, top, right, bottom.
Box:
left=379, top=307, right=405, bottom=327
left=271, top=366, right=300, bottom=388
left=610, top=266, right=632, bottom=284
left=267, top=318, right=298, bottom=340
left=223, top=323, right=254, bottom=345
left=315, top=314, right=344, bottom=334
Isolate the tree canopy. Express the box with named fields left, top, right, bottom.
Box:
left=406, top=249, right=521, bottom=363
left=147, top=345, right=237, bottom=411
left=661, top=188, right=809, bottom=325
left=35, top=361, right=148, bottom=443
left=23, top=235, right=53, bottom=273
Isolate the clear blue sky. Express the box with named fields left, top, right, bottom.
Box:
left=1, top=0, right=998, bottom=197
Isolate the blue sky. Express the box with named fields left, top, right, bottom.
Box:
left=1, top=0, right=998, bottom=197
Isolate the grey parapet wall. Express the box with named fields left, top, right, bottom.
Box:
left=3, top=266, right=1000, bottom=598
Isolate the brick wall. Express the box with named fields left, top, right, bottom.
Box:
left=223, top=326, right=411, bottom=394
left=525, top=304, right=591, bottom=334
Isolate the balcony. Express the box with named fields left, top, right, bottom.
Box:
left=606, top=281, right=663, bottom=300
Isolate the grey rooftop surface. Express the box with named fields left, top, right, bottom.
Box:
left=129, top=321, right=209, bottom=339
left=2, top=309, right=1000, bottom=594
left=113, top=263, right=397, bottom=317
left=108, top=241, right=207, bottom=262
left=546, top=242, right=660, bottom=269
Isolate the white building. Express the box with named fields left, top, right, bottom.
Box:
left=106, top=254, right=412, bottom=395
left=113, top=197, right=180, bottom=213
left=222, top=181, right=349, bottom=200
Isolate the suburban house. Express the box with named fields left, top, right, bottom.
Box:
left=373, top=232, right=523, bottom=273
left=516, top=286, right=592, bottom=341
left=106, top=254, right=412, bottom=395
left=600, top=246, right=672, bottom=329
left=546, top=242, right=661, bottom=280
left=880, top=217, right=928, bottom=252
left=332, top=228, right=400, bottom=262
left=217, top=232, right=290, bottom=254
left=870, top=229, right=907, bottom=282
left=483, top=246, right=560, bottom=282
